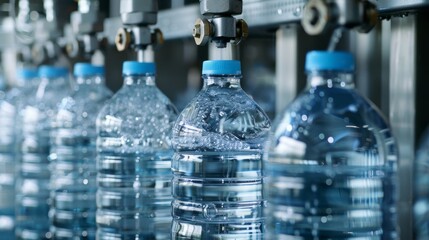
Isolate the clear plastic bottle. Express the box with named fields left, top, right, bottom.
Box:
left=49, top=63, right=112, bottom=239
left=414, top=128, right=429, bottom=240
left=264, top=51, right=398, bottom=239
left=171, top=60, right=271, bottom=239
left=17, top=66, right=70, bottom=240
left=96, top=61, right=178, bottom=239
left=0, top=68, right=38, bottom=239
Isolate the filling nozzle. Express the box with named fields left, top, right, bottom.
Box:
left=114, top=0, right=163, bottom=61
left=66, top=0, right=104, bottom=59
left=15, top=0, right=62, bottom=65
left=301, top=0, right=378, bottom=35
left=193, top=0, right=248, bottom=49
left=78, top=0, right=98, bottom=14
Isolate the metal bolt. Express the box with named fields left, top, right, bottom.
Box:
left=115, top=27, right=131, bottom=52
left=232, top=19, right=248, bottom=45
left=356, top=1, right=378, bottom=33
left=193, top=24, right=201, bottom=38
left=301, top=0, right=329, bottom=35
left=152, top=28, right=164, bottom=48
left=193, top=18, right=211, bottom=46
left=66, top=39, right=79, bottom=58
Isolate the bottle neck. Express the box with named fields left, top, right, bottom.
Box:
left=124, top=74, right=156, bottom=87
left=307, top=71, right=355, bottom=89
left=76, top=75, right=105, bottom=86
left=35, top=75, right=69, bottom=99
left=202, top=74, right=242, bottom=89
left=17, top=78, right=39, bottom=88
left=41, top=75, right=68, bottom=87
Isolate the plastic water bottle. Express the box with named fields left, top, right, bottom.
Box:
left=264, top=51, right=398, bottom=239
left=49, top=63, right=112, bottom=239
left=96, top=61, right=178, bottom=239
left=0, top=68, right=38, bottom=239
left=414, top=127, right=429, bottom=239
left=171, top=60, right=271, bottom=239
left=17, top=66, right=70, bottom=240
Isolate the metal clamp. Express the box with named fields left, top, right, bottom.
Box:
left=193, top=0, right=248, bottom=48
left=115, top=26, right=163, bottom=52
left=115, top=0, right=162, bottom=61
left=66, top=0, right=104, bottom=58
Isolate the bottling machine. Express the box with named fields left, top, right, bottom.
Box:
left=0, top=0, right=427, bottom=239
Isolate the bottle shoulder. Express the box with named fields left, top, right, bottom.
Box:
left=281, top=86, right=388, bottom=126
left=173, top=87, right=271, bottom=152
left=54, top=87, right=113, bottom=128
left=268, top=86, right=397, bottom=163
left=32, top=83, right=71, bottom=108
left=0, top=88, right=24, bottom=112
left=96, top=85, right=178, bottom=147
left=97, top=85, right=177, bottom=119
left=58, top=87, right=112, bottom=112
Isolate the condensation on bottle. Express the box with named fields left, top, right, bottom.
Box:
left=0, top=68, right=39, bottom=239
left=264, top=51, right=398, bottom=239
left=171, top=60, right=271, bottom=239
left=96, top=61, right=178, bottom=239
left=17, top=66, right=70, bottom=240
left=49, top=63, right=112, bottom=239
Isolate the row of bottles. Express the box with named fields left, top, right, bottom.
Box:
left=0, top=68, right=39, bottom=239
left=96, top=62, right=177, bottom=239
left=0, top=50, right=405, bottom=239
left=18, top=66, right=71, bottom=239
left=50, top=63, right=112, bottom=239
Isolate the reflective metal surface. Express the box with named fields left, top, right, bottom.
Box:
left=156, top=5, right=199, bottom=40
left=377, top=0, right=429, bottom=14
left=156, top=0, right=307, bottom=40
left=242, top=0, right=306, bottom=27
left=275, top=25, right=299, bottom=113
left=388, top=13, right=429, bottom=240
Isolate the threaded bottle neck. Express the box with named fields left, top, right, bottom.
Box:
left=76, top=75, right=105, bottom=85
left=124, top=75, right=156, bottom=86
left=202, top=74, right=242, bottom=89
left=307, top=71, right=355, bottom=89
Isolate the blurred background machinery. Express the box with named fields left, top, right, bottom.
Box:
left=0, top=0, right=427, bottom=239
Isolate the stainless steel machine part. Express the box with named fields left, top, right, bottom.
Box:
left=301, top=0, right=377, bottom=35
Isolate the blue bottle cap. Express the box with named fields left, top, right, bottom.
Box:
left=123, top=61, right=156, bottom=75
left=39, top=66, right=69, bottom=78
left=202, top=60, right=241, bottom=75
left=17, top=68, right=38, bottom=80
left=74, top=63, right=105, bottom=77
left=305, top=51, right=355, bottom=72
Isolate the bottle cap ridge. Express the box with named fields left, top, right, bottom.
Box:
left=74, top=63, right=105, bottom=77
left=39, top=66, right=69, bottom=78
left=123, top=61, right=156, bottom=75
left=202, top=60, right=241, bottom=75
left=17, top=68, right=38, bottom=80
left=305, top=51, right=355, bottom=72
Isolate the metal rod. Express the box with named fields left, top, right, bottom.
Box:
left=275, top=24, right=299, bottom=113
left=137, top=50, right=145, bottom=62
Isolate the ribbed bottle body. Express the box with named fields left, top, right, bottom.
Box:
left=50, top=72, right=112, bottom=239
left=0, top=81, right=36, bottom=239
left=264, top=68, right=398, bottom=239
left=172, top=68, right=271, bottom=239
left=16, top=68, right=70, bottom=240
left=96, top=71, right=177, bottom=240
